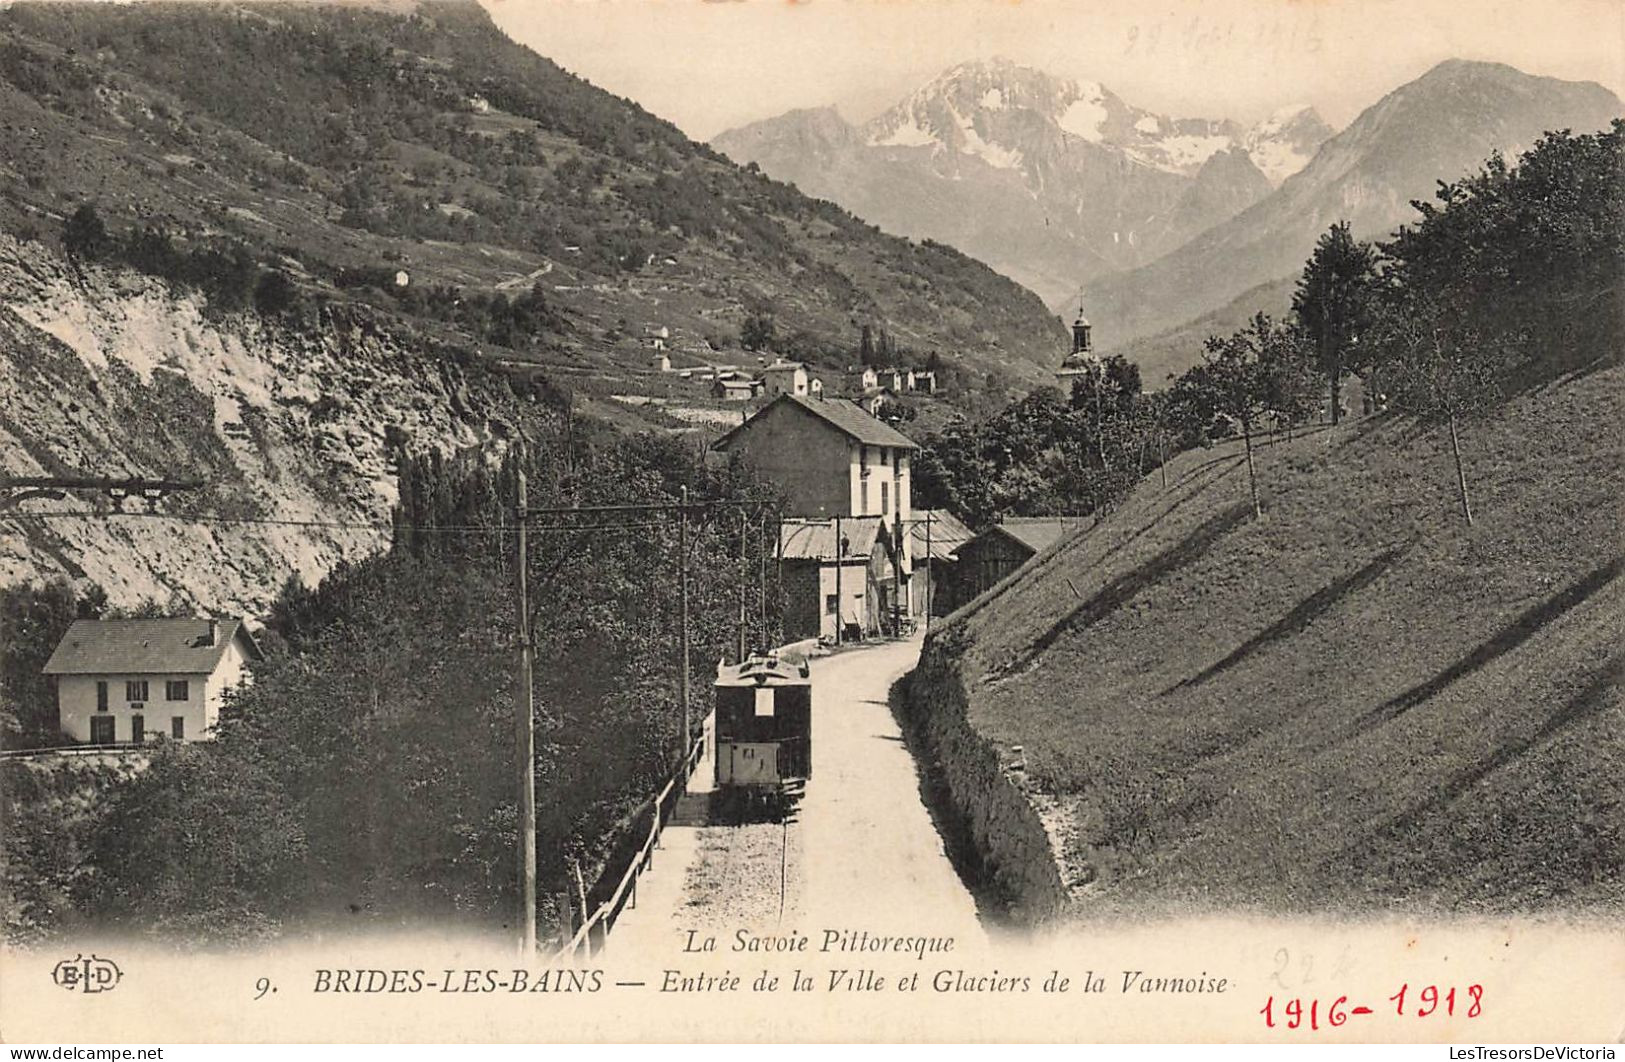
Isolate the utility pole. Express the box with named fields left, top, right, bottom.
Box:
left=758, top=511, right=769, bottom=651
left=892, top=503, right=902, bottom=638
left=736, top=510, right=747, bottom=663
left=678, top=485, right=690, bottom=773
left=924, top=511, right=933, bottom=631
left=833, top=514, right=842, bottom=646
left=512, top=447, right=536, bottom=960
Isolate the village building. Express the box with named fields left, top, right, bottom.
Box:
left=778, top=517, right=900, bottom=642
left=855, top=367, right=880, bottom=393
left=1055, top=306, right=1101, bottom=387
left=711, top=371, right=761, bottom=401
left=855, top=391, right=887, bottom=418
left=42, top=617, right=263, bottom=745
left=710, top=393, right=915, bottom=528
left=645, top=325, right=670, bottom=351
left=761, top=360, right=810, bottom=398
left=905, top=509, right=974, bottom=618
left=949, top=516, right=1082, bottom=604
left=713, top=393, right=919, bottom=627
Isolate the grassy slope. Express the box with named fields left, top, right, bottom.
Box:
left=934, top=363, right=1623, bottom=916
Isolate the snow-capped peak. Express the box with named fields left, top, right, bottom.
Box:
left=860, top=57, right=1331, bottom=183
left=1242, top=105, right=1334, bottom=184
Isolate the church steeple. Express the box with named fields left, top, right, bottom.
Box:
left=1056, top=293, right=1100, bottom=383
left=1071, top=310, right=1092, bottom=356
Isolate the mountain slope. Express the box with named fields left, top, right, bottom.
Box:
left=910, top=362, right=1624, bottom=915
left=0, top=2, right=1066, bottom=396
left=0, top=231, right=516, bottom=614
left=1086, top=60, right=1623, bottom=346
left=714, top=58, right=1329, bottom=308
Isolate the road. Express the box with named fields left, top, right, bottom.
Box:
left=607, top=637, right=983, bottom=955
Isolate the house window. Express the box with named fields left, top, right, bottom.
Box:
left=880, top=449, right=889, bottom=466
left=130, top=714, right=144, bottom=743
left=125, top=679, right=148, bottom=702
left=90, top=716, right=114, bottom=744
left=166, top=679, right=189, bottom=701
left=825, top=594, right=838, bottom=615
left=96, top=681, right=108, bottom=711
left=172, top=717, right=185, bottom=740
left=881, top=481, right=890, bottom=516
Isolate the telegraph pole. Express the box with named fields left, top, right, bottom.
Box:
left=833, top=514, right=842, bottom=646
left=758, top=511, right=769, bottom=651
left=512, top=447, right=537, bottom=959
left=736, top=510, right=747, bottom=663
left=678, top=485, right=690, bottom=773
left=924, top=511, right=933, bottom=631
left=892, top=504, right=903, bottom=638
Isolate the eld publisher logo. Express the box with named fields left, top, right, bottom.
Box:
left=51, top=954, right=123, bottom=993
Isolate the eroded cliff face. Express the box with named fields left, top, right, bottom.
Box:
left=0, top=235, right=516, bottom=615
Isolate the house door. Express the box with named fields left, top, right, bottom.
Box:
left=90, top=716, right=114, bottom=745
left=130, top=714, right=144, bottom=744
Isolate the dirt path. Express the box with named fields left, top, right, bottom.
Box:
left=605, top=637, right=982, bottom=956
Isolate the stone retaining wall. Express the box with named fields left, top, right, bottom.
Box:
left=900, top=636, right=1068, bottom=926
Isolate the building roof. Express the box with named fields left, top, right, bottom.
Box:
left=779, top=516, right=888, bottom=562
left=42, top=617, right=262, bottom=676
left=983, top=516, right=1084, bottom=555
left=712, top=393, right=917, bottom=451
left=1055, top=351, right=1103, bottom=378
left=714, top=652, right=811, bottom=688
left=906, top=510, right=974, bottom=561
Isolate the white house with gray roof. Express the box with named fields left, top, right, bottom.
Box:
left=42, top=617, right=262, bottom=745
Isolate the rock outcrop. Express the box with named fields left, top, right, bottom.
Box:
left=0, top=235, right=520, bottom=614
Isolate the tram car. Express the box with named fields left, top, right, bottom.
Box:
left=713, top=651, right=812, bottom=797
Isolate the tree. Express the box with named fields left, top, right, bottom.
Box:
left=740, top=308, right=776, bottom=352
left=1373, top=295, right=1513, bottom=526
left=62, top=203, right=109, bottom=260
left=253, top=269, right=301, bottom=317
left=1293, top=221, right=1378, bottom=426
left=1190, top=313, right=1302, bottom=518
left=80, top=744, right=306, bottom=941
left=0, top=580, right=105, bottom=747
left=1378, top=123, right=1624, bottom=385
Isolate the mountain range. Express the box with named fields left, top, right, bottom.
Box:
left=716, top=57, right=1622, bottom=378
left=1085, top=59, right=1624, bottom=358
left=714, top=57, right=1335, bottom=308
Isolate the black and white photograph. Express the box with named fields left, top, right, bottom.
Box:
left=0, top=0, right=1620, bottom=1046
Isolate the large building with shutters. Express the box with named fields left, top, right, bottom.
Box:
left=42, top=617, right=262, bottom=745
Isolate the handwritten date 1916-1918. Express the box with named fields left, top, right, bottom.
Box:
left=1261, top=984, right=1484, bottom=1031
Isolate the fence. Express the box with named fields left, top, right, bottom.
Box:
left=0, top=743, right=151, bottom=761
left=556, top=722, right=707, bottom=960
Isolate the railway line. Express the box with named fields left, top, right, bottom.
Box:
left=604, top=637, right=982, bottom=955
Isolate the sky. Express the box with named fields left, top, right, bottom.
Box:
left=482, top=0, right=1625, bottom=141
